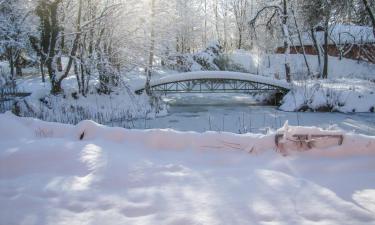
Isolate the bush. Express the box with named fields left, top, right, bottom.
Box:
left=214, top=55, right=249, bottom=73
left=164, top=42, right=250, bottom=73
left=164, top=54, right=198, bottom=72
left=193, top=42, right=222, bottom=70
left=164, top=42, right=224, bottom=72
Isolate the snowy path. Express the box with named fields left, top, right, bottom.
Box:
left=1, top=113, right=375, bottom=225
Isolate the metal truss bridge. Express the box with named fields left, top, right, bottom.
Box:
left=135, top=71, right=291, bottom=95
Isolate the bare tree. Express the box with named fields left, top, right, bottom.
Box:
left=362, top=0, right=375, bottom=37
left=0, top=0, right=31, bottom=80
left=291, top=7, right=311, bottom=76
left=145, top=0, right=156, bottom=96
left=250, top=0, right=292, bottom=82
left=36, top=0, right=64, bottom=94
left=231, top=0, right=248, bottom=49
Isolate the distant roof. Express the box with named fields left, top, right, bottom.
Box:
left=287, top=24, right=375, bottom=47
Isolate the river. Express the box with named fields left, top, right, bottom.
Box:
left=130, top=94, right=375, bottom=135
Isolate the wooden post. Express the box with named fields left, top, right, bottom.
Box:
left=339, top=33, right=342, bottom=60
left=358, top=36, right=363, bottom=64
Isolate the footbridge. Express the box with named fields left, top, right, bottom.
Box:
left=135, top=71, right=291, bottom=95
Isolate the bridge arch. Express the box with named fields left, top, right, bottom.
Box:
left=135, top=71, right=291, bottom=95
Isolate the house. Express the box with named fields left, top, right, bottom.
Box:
left=276, top=24, right=375, bottom=63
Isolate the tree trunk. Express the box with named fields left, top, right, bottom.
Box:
left=79, top=44, right=87, bottom=96
left=310, top=28, right=322, bottom=78
left=40, top=62, right=45, bottom=82
left=37, top=0, right=51, bottom=81
left=57, top=8, right=66, bottom=73
left=74, top=58, right=81, bottom=94
left=56, top=31, right=63, bottom=72
left=47, top=1, right=61, bottom=94
left=29, top=36, right=46, bottom=82
left=291, top=8, right=311, bottom=76
left=145, top=0, right=156, bottom=96
left=15, top=55, right=22, bottom=77
left=214, top=0, right=221, bottom=43
left=203, top=0, right=207, bottom=48
left=56, top=31, right=64, bottom=72
left=8, top=48, right=15, bottom=79
left=54, top=0, right=82, bottom=94
left=56, top=55, right=63, bottom=72
left=363, top=0, right=375, bottom=38
left=238, top=29, right=242, bottom=49
left=282, top=0, right=291, bottom=83
left=322, top=18, right=329, bottom=79
left=51, top=79, right=63, bottom=94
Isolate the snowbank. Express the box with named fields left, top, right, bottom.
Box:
left=1, top=111, right=374, bottom=160
left=0, top=112, right=375, bottom=225
left=226, top=52, right=375, bottom=113
left=280, top=79, right=375, bottom=113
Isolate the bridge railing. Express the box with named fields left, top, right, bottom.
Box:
left=136, top=76, right=290, bottom=95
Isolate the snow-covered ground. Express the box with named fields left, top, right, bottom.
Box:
left=227, top=52, right=375, bottom=113
left=230, top=52, right=375, bottom=80
left=0, top=112, right=375, bottom=225
left=281, top=79, right=375, bottom=113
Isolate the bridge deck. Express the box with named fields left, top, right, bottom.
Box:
left=135, top=71, right=291, bottom=94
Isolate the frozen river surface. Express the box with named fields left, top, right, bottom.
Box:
left=131, top=94, right=375, bottom=135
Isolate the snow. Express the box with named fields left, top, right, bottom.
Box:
left=0, top=75, right=5, bottom=87
left=280, top=79, right=375, bottom=113
left=225, top=52, right=375, bottom=113
left=14, top=74, right=167, bottom=124
left=229, top=51, right=375, bottom=80
left=1, top=112, right=375, bottom=225
left=134, top=71, right=291, bottom=92
left=0, top=61, right=11, bottom=86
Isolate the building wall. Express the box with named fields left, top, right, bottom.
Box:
left=276, top=44, right=375, bottom=64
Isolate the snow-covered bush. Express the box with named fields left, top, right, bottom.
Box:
left=193, top=41, right=222, bottom=70
left=164, top=54, right=201, bottom=72
left=0, top=62, right=11, bottom=87
left=164, top=42, right=225, bottom=72
left=15, top=80, right=168, bottom=125
left=97, top=56, right=120, bottom=94
left=214, top=55, right=249, bottom=73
